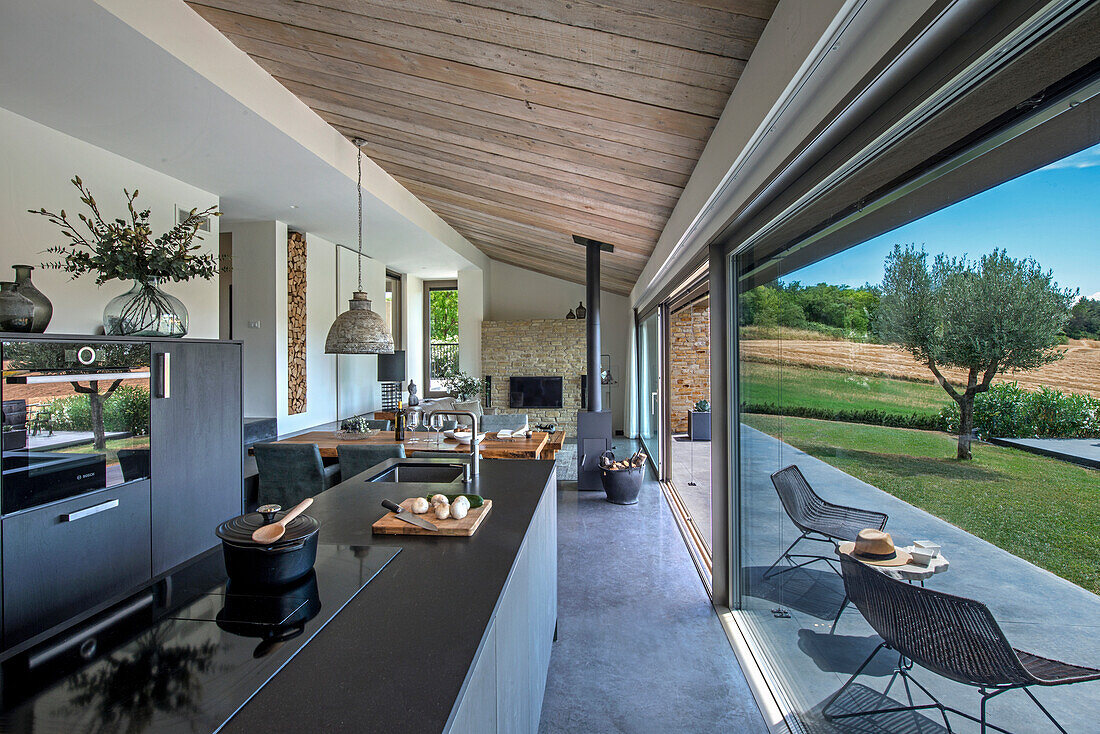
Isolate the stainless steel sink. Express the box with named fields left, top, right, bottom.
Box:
left=366, top=462, right=465, bottom=484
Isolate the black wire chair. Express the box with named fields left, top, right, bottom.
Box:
left=763, top=465, right=888, bottom=581
left=824, top=553, right=1100, bottom=733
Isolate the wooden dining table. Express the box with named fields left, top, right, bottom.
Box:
left=270, top=430, right=553, bottom=459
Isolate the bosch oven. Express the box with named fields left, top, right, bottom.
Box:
left=1, top=341, right=151, bottom=514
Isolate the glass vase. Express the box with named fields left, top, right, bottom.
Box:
left=103, top=280, right=188, bottom=337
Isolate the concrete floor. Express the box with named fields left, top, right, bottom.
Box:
left=663, top=425, right=1100, bottom=731
left=538, top=439, right=767, bottom=734
left=739, top=425, right=1100, bottom=733
left=669, top=434, right=712, bottom=553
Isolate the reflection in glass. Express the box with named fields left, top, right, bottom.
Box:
left=63, top=629, right=218, bottom=733
left=1, top=342, right=151, bottom=513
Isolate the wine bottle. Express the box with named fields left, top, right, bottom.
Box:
left=395, top=401, right=405, bottom=441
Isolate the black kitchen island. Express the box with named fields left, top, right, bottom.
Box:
left=223, top=457, right=558, bottom=734
left=0, top=456, right=558, bottom=733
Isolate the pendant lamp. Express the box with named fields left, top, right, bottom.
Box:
left=325, top=139, right=395, bottom=355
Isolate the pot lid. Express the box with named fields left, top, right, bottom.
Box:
left=216, top=511, right=319, bottom=547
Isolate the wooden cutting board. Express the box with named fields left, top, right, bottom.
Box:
left=372, top=498, right=492, bottom=536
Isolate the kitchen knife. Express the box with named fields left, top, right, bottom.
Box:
left=381, top=499, right=439, bottom=532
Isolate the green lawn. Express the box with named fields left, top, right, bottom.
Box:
left=61, top=435, right=149, bottom=467
left=743, top=413, right=1100, bottom=595
left=741, top=360, right=950, bottom=417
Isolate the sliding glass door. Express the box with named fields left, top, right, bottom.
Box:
left=638, top=310, right=662, bottom=475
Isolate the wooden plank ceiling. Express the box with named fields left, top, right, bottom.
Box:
left=188, top=0, right=777, bottom=295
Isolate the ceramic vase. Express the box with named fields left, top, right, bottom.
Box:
left=12, top=265, right=52, bottom=332
left=0, top=282, right=35, bottom=332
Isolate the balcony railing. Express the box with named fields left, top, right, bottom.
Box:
left=429, top=342, right=458, bottom=385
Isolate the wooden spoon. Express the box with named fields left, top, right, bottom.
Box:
left=251, top=497, right=313, bottom=544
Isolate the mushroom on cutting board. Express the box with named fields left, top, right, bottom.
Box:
left=449, top=502, right=468, bottom=520
left=410, top=497, right=431, bottom=514
left=434, top=503, right=451, bottom=520
left=430, top=493, right=449, bottom=507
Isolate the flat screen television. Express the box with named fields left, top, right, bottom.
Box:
left=509, top=376, right=563, bottom=408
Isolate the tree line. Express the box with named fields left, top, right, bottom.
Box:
left=740, top=280, right=880, bottom=335
left=1065, top=296, right=1100, bottom=339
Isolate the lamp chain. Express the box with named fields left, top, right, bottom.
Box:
left=357, top=142, right=363, bottom=292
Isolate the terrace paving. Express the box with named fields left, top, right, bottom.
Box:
left=990, top=436, right=1100, bottom=469
left=674, top=425, right=1100, bottom=732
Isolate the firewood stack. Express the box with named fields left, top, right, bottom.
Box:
left=599, top=450, right=647, bottom=472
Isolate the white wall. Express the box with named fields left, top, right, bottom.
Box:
left=227, top=223, right=391, bottom=428
left=336, top=246, right=386, bottom=419
left=0, top=106, right=219, bottom=337
left=457, top=267, right=485, bottom=377
left=275, top=232, right=339, bottom=435
left=226, top=220, right=279, bottom=417
left=486, top=260, right=630, bottom=432
left=404, top=275, right=425, bottom=400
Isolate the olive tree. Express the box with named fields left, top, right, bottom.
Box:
left=876, top=244, right=1074, bottom=459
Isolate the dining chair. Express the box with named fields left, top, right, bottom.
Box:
left=253, top=443, right=338, bottom=508
left=824, top=553, right=1100, bottom=733
left=337, top=444, right=405, bottom=481
left=117, top=448, right=150, bottom=483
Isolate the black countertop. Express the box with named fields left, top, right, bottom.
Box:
left=222, top=458, right=556, bottom=733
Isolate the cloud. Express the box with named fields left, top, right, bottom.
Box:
left=1039, top=146, right=1100, bottom=172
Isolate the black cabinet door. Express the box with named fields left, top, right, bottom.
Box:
left=2, top=482, right=151, bottom=647
left=150, top=342, right=242, bottom=575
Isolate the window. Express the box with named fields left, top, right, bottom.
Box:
left=385, top=271, right=402, bottom=349
left=423, top=280, right=458, bottom=396
left=730, top=129, right=1100, bottom=734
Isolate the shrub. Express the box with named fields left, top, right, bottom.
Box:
left=741, top=402, right=947, bottom=431
left=938, top=382, right=1100, bottom=438
left=40, top=385, right=150, bottom=435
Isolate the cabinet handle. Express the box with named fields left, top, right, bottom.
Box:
left=61, top=499, right=119, bottom=522
left=155, top=352, right=171, bottom=399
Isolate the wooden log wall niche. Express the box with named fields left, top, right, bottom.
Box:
left=288, top=231, right=307, bottom=415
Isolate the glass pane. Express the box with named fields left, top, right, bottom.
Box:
left=427, top=287, right=458, bottom=393
left=1, top=341, right=151, bottom=513
left=733, top=140, right=1100, bottom=732
left=638, top=311, right=661, bottom=471
left=669, top=296, right=712, bottom=555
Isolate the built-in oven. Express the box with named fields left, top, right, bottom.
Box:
left=1, top=341, right=151, bottom=514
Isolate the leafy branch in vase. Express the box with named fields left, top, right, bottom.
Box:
left=29, top=176, right=223, bottom=284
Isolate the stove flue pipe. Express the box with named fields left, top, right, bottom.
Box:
left=574, top=235, right=614, bottom=412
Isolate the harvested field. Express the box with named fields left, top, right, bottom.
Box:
left=740, top=338, right=1100, bottom=397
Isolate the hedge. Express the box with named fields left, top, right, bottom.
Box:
left=741, top=402, right=947, bottom=431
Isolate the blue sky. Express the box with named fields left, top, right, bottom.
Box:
left=784, top=141, right=1100, bottom=298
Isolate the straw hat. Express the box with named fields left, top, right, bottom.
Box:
left=838, top=529, right=912, bottom=566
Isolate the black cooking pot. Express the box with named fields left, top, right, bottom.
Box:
left=216, top=570, right=322, bottom=658
left=216, top=504, right=319, bottom=587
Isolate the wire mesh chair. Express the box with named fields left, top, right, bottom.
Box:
left=824, top=553, right=1100, bottom=733
left=763, top=465, right=888, bottom=581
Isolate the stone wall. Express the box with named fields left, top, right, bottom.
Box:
left=669, top=298, right=710, bottom=433
left=481, top=319, right=585, bottom=432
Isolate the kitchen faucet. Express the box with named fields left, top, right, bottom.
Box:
left=429, top=411, right=480, bottom=479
